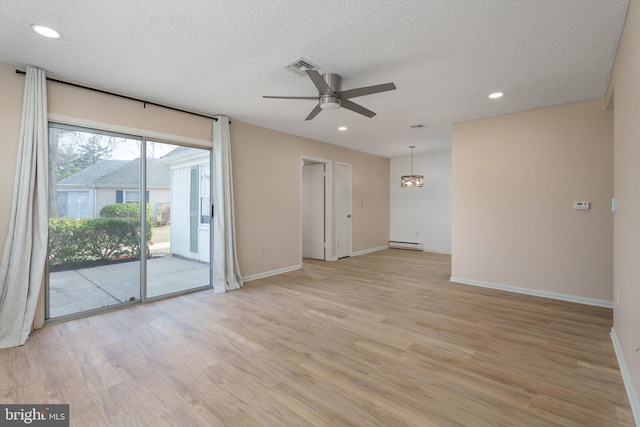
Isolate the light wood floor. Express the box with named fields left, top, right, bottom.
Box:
left=1, top=250, right=634, bottom=426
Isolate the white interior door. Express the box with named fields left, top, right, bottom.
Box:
left=302, top=163, right=325, bottom=260
left=336, top=163, right=352, bottom=258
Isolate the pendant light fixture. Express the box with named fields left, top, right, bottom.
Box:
left=401, top=145, right=424, bottom=188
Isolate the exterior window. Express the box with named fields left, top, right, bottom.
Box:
left=125, top=190, right=140, bottom=203
left=116, top=190, right=149, bottom=203
left=57, top=190, right=90, bottom=218
left=200, top=164, right=210, bottom=225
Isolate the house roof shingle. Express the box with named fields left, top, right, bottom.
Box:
left=58, top=159, right=169, bottom=188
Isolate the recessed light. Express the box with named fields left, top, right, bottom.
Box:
left=338, top=126, right=347, bottom=131
left=32, top=25, right=62, bottom=39
left=488, top=92, right=504, bottom=99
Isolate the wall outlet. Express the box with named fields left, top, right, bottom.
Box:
left=258, top=246, right=265, bottom=255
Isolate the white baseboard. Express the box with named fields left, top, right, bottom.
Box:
left=449, top=276, right=613, bottom=308
left=243, top=264, right=302, bottom=282
left=611, top=328, right=640, bottom=427
left=423, top=249, right=452, bottom=255
left=351, top=245, right=389, bottom=257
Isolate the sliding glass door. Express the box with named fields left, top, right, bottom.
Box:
left=47, top=124, right=212, bottom=320
left=145, top=142, right=211, bottom=298
left=47, top=125, right=142, bottom=318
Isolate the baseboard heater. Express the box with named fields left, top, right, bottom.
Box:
left=389, top=241, right=423, bottom=251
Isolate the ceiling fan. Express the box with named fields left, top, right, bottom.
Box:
left=263, top=70, right=396, bottom=121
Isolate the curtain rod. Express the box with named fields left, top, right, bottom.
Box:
left=15, top=69, right=218, bottom=121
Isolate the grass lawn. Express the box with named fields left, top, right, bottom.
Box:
left=150, top=225, right=170, bottom=254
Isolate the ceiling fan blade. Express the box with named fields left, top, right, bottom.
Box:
left=337, top=82, right=396, bottom=100
left=306, top=70, right=334, bottom=95
left=305, top=104, right=323, bottom=121
left=263, top=96, right=319, bottom=100
left=340, top=99, right=376, bottom=118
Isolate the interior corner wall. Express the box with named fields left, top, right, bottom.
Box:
left=451, top=99, right=613, bottom=302
left=610, top=0, right=640, bottom=415
left=229, top=121, right=390, bottom=278
left=390, top=152, right=452, bottom=253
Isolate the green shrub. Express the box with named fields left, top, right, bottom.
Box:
left=100, top=202, right=151, bottom=219
left=89, top=217, right=143, bottom=260
left=49, top=203, right=154, bottom=271
left=99, top=203, right=153, bottom=252
left=48, top=218, right=93, bottom=268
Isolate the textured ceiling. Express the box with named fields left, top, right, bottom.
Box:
left=0, top=0, right=629, bottom=158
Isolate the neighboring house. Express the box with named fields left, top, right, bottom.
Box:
left=159, top=146, right=210, bottom=262
left=56, top=158, right=170, bottom=219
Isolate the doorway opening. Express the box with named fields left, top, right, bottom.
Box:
left=300, top=157, right=333, bottom=262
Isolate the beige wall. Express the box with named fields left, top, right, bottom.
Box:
left=610, top=0, right=640, bottom=410
left=452, top=99, right=613, bottom=302
left=230, top=122, right=390, bottom=278
left=47, top=80, right=212, bottom=145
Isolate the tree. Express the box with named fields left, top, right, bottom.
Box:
left=48, top=128, right=116, bottom=217
left=56, top=134, right=113, bottom=181
left=48, top=127, right=62, bottom=217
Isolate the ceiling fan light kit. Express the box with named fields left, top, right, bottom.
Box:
left=401, top=145, right=424, bottom=188
left=263, top=70, right=396, bottom=120
left=320, top=95, right=341, bottom=110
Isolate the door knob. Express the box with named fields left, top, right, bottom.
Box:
left=347, top=214, right=352, bottom=218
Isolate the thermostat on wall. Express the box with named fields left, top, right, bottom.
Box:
left=574, top=201, right=590, bottom=210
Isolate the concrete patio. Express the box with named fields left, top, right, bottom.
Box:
left=48, top=254, right=210, bottom=318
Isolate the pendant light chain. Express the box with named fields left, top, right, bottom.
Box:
left=410, top=145, right=415, bottom=175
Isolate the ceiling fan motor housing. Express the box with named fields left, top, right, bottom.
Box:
left=321, top=73, right=341, bottom=93
left=319, top=73, right=342, bottom=110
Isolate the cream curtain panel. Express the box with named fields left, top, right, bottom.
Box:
left=212, top=116, right=242, bottom=292
left=0, top=67, right=49, bottom=348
